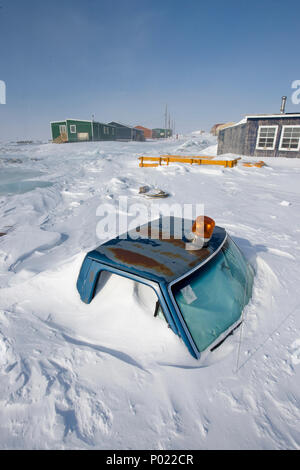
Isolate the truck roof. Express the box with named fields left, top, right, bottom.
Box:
left=87, top=217, right=226, bottom=283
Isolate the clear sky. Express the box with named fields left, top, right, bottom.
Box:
left=0, top=0, right=300, bottom=140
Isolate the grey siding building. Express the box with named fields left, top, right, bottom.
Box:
left=108, top=122, right=145, bottom=141
left=217, top=114, right=300, bottom=158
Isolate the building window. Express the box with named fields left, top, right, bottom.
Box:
left=59, top=124, right=67, bottom=135
left=112, top=128, right=115, bottom=135
left=279, top=126, right=300, bottom=151
left=256, top=126, right=278, bottom=150
left=70, top=125, right=77, bottom=134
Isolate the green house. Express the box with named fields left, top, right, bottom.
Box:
left=51, top=119, right=116, bottom=143
left=152, top=128, right=173, bottom=139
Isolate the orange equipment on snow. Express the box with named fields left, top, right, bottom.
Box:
left=242, top=161, right=266, bottom=168
left=139, top=156, right=240, bottom=168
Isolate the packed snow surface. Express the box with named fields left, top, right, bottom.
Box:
left=1, top=134, right=300, bottom=449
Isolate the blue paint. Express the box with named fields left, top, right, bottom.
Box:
left=76, top=217, right=254, bottom=359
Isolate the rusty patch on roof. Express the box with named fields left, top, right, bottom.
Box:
left=167, top=237, right=186, bottom=248
left=108, top=247, right=174, bottom=277
left=159, top=251, right=185, bottom=260
left=188, top=248, right=211, bottom=266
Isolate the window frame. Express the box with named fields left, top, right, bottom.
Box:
left=59, top=124, right=67, bottom=135
left=70, top=124, right=77, bottom=134
left=279, top=125, right=300, bottom=152
left=255, top=125, right=278, bottom=151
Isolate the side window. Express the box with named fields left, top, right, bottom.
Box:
left=279, top=126, right=300, bottom=151
left=70, top=125, right=77, bottom=134
left=94, top=272, right=166, bottom=322
left=256, top=126, right=278, bottom=150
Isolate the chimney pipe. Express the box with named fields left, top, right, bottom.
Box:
left=280, top=96, right=287, bottom=114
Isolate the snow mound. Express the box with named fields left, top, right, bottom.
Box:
left=175, top=133, right=217, bottom=154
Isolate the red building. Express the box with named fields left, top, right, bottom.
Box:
left=135, top=126, right=152, bottom=139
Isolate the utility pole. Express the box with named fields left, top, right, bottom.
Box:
left=164, top=104, right=168, bottom=138
left=91, top=114, right=95, bottom=141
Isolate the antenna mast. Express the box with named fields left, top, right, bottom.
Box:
left=164, top=104, right=168, bottom=138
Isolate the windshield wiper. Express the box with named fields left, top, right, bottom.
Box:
left=210, top=321, right=242, bottom=352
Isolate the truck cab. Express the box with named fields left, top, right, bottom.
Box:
left=77, top=216, right=254, bottom=360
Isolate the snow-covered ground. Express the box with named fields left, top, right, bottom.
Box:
left=1, top=134, right=300, bottom=449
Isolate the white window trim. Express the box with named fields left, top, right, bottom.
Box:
left=70, top=124, right=77, bottom=134
left=59, top=124, right=67, bottom=134
left=256, top=125, right=278, bottom=150
left=279, top=125, right=300, bottom=152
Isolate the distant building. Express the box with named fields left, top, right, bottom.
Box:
left=152, top=128, right=173, bottom=139
left=51, top=119, right=116, bottom=143
left=217, top=113, right=300, bottom=158
left=210, top=123, right=224, bottom=136
left=210, top=122, right=235, bottom=136
left=135, top=125, right=152, bottom=139
left=108, top=122, right=145, bottom=141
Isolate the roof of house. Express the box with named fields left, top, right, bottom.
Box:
left=108, top=121, right=143, bottom=130
left=135, top=125, right=152, bottom=131
left=245, top=113, right=300, bottom=119
left=86, top=217, right=226, bottom=283
left=50, top=119, right=92, bottom=124
left=50, top=119, right=115, bottom=126
left=219, top=113, right=300, bottom=131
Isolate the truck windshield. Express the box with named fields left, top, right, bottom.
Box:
left=171, top=238, right=254, bottom=352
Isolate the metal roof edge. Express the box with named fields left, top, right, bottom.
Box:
left=245, top=114, right=300, bottom=119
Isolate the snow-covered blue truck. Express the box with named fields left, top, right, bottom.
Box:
left=77, top=216, right=254, bottom=360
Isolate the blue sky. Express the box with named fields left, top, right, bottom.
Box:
left=0, top=0, right=300, bottom=140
